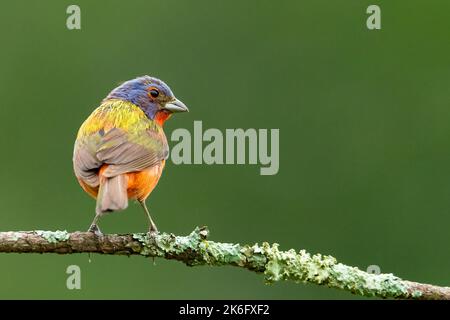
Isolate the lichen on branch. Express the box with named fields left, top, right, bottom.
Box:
left=0, top=227, right=448, bottom=300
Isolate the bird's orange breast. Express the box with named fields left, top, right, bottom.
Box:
left=78, top=161, right=165, bottom=202
left=126, top=160, right=165, bottom=201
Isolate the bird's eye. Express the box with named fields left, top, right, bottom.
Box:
left=149, top=89, right=159, bottom=98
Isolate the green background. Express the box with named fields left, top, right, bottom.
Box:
left=0, top=0, right=449, bottom=299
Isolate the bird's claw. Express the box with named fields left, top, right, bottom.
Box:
left=88, top=224, right=103, bottom=237
left=147, top=228, right=159, bottom=243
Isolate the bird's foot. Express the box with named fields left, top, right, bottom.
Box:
left=88, top=223, right=103, bottom=237
left=147, top=227, right=159, bottom=243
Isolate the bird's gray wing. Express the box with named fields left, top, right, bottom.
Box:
left=73, top=127, right=168, bottom=187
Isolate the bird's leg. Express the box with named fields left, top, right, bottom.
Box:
left=139, top=200, right=159, bottom=238
left=88, top=215, right=103, bottom=237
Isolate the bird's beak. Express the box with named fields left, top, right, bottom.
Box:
left=164, top=98, right=189, bottom=113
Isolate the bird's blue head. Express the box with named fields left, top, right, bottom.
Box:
left=104, top=75, right=188, bottom=123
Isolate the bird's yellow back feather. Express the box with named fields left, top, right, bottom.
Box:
left=77, top=99, right=158, bottom=138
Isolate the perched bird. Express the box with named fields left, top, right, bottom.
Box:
left=73, top=76, right=188, bottom=235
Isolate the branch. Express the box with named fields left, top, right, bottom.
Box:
left=0, top=227, right=447, bottom=300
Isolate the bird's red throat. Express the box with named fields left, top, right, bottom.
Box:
left=154, top=110, right=172, bottom=126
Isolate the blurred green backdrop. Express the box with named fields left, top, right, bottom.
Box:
left=0, top=0, right=449, bottom=299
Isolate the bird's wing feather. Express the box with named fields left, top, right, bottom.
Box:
left=73, top=126, right=168, bottom=186
left=97, top=127, right=168, bottom=177
left=73, top=134, right=103, bottom=187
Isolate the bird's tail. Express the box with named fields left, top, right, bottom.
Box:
left=96, top=173, right=128, bottom=215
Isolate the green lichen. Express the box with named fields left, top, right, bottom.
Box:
left=260, top=241, right=408, bottom=298
left=241, top=244, right=267, bottom=271
left=198, top=241, right=244, bottom=266
left=330, top=263, right=408, bottom=298
left=263, top=243, right=336, bottom=284
left=132, top=233, right=154, bottom=256
left=411, top=290, right=423, bottom=298
left=132, top=227, right=209, bottom=258
left=133, top=227, right=411, bottom=299
left=132, top=227, right=253, bottom=268
left=35, top=230, right=70, bottom=243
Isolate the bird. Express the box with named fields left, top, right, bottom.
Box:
left=73, top=76, right=188, bottom=236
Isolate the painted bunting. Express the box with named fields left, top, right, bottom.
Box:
left=73, top=76, right=188, bottom=235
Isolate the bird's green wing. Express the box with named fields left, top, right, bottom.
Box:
left=73, top=126, right=168, bottom=187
